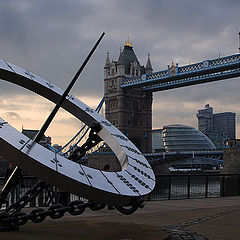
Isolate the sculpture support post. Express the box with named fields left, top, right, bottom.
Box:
left=0, top=32, right=105, bottom=208
left=0, top=167, right=22, bottom=205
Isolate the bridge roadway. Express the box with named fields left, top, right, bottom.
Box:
left=144, top=151, right=223, bottom=173
left=1, top=196, right=240, bottom=240
left=145, top=150, right=223, bottom=163
left=122, top=53, right=240, bottom=92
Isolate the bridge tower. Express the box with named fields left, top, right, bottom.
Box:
left=104, top=38, right=153, bottom=153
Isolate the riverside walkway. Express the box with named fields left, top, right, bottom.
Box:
left=1, top=196, right=240, bottom=240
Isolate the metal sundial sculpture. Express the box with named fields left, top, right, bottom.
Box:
left=0, top=33, right=155, bottom=231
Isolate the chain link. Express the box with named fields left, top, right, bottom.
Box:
left=1, top=200, right=106, bottom=227
left=0, top=176, right=144, bottom=229
left=1, top=197, right=144, bottom=227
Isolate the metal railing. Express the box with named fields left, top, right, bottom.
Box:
left=149, top=173, right=240, bottom=200
left=1, top=173, right=240, bottom=208
left=142, top=67, right=240, bottom=92
left=121, top=53, right=240, bottom=88
left=0, top=176, right=86, bottom=209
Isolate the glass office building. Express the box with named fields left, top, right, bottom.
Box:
left=196, top=104, right=236, bottom=148
left=162, top=124, right=216, bottom=152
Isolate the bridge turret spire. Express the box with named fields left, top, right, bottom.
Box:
left=117, top=49, right=124, bottom=66
left=146, top=53, right=153, bottom=74
left=117, top=50, right=125, bottom=75
left=104, top=52, right=111, bottom=78
left=104, top=52, right=110, bottom=68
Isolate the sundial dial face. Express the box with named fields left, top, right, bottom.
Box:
left=0, top=59, right=155, bottom=206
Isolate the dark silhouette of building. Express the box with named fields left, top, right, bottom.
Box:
left=0, top=130, right=52, bottom=177
left=213, top=112, right=236, bottom=140
left=22, top=129, right=51, bottom=148
left=196, top=104, right=213, bottom=134
left=104, top=38, right=153, bottom=153
left=0, top=155, right=9, bottom=177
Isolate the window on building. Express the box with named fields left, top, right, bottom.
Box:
left=131, top=67, right=135, bottom=76
left=136, top=68, right=139, bottom=76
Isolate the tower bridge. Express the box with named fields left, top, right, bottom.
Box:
left=104, top=39, right=240, bottom=153
left=122, top=54, right=240, bottom=92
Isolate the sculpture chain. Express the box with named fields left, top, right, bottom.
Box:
left=5, top=181, right=49, bottom=214
left=0, top=180, right=144, bottom=228
left=1, top=200, right=106, bottom=227
left=0, top=180, right=106, bottom=227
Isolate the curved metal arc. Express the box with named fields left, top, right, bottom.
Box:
left=0, top=61, right=155, bottom=206
left=0, top=33, right=105, bottom=206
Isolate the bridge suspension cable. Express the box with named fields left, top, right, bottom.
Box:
left=50, top=97, right=105, bottom=156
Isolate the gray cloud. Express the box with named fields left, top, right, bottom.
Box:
left=0, top=0, right=239, bottom=139
left=2, top=111, right=22, bottom=120
left=54, top=116, right=82, bottom=129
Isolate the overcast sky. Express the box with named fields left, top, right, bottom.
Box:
left=0, top=0, right=239, bottom=146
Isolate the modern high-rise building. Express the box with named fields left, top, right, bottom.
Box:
left=213, top=112, right=236, bottom=140
left=196, top=104, right=236, bottom=148
left=22, top=129, right=51, bottom=148
left=196, top=104, right=213, bottom=135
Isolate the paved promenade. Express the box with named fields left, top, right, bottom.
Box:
left=1, top=196, right=240, bottom=240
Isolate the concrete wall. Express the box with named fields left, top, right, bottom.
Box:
left=223, top=148, right=240, bottom=174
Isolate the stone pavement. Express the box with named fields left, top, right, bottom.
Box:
left=1, top=196, right=240, bottom=240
